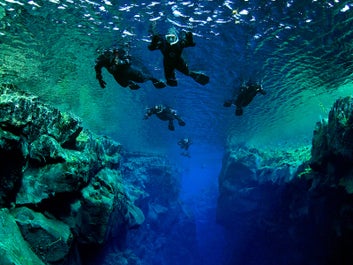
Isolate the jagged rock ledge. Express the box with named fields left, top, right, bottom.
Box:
left=0, top=84, right=144, bottom=265
left=217, top=96, right=353, bottom=265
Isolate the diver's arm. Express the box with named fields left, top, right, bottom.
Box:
left=144, top=108, right=154, bottom=119
left=94, top=56, right=108, bottom=88
left=148, top=34, right=163, bottom=50
left=181, top=31, right=196, bottom=48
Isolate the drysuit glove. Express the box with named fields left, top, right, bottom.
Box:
left=186, top=32, right=196, bottom=47
left=148, top=35, right=160, bottom=50
left=99, top=79, right=107, bottom=89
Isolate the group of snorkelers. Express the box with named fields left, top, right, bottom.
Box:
left=95, top=26, right=266, bottom=156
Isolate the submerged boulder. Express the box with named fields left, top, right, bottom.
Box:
left=0, top=84, right=143, bottom=264
left=0, top=208, right=45, bottom=265
left=217, top=145, right=310, bottom=228
left=10, top=207, right=73, bottom=264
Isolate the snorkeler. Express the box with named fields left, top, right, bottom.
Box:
left=148, top=27, right=209, bottom=87
left=177, top=138, right=192, bottom=150
left=144, top=104, right=186, bottom=131
left=95, top=47, right=166, bottom=90
left=178, top=138, right=192, bottom=157
left=224, top=81, right=266, bottom=116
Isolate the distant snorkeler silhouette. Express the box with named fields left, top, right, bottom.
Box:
left=178, top=138, right=192, bottom=150
left=178, top=138, right=192, bottom=157
left=95, top=47, right=166, bottom=90
left=148, top=27, right=209, bottom=87
left=224, top=81, right=266, bottom=116
left=144, top=104, right=186, bottom=131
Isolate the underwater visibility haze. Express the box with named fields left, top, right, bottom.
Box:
left=1, top=0, right=353, bottom=265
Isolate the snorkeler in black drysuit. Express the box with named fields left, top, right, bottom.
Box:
left=95, top=47, right=166, bottom=90
left=224, top=81, right=266, bottom=116
left=144, top=104, right=186, bottom=131
left=148, top=27, right=209, bottom=87
left=178, top=138, right=193, bottom=157
left=178, top=138, right=192, bottom=150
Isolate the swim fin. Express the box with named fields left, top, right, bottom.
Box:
left=190, top=72, right=209, bottom=85
left=128, top=81, right=140, bottom=90
left=153, top=80, right=166, bottom=89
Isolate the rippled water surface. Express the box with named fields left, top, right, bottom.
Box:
left=1, top=0, right=353, bottom=152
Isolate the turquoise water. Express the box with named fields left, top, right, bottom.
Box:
left=1, top=1, right=353, bottom=264
left=1, top=0, right=352, bottom=151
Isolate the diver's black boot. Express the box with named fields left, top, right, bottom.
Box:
left=178, top=120, right=186, bottom=126
left=235, top=107, right=243, bottom=116
left=168, top=121, right=175, bottom=131
left=167, top=78, right=178, bottom=86
left=152, top=79, right=166, bottom=89
left=190, top=71, right=209, bottom=85
left=223, top=100, right=232, bottom=107
left=128, top=81, right=140, bottom=90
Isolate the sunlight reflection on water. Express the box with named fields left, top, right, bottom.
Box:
left=1, top=0, right=353, bottom=152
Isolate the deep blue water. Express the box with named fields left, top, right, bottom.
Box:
left=1, top=1, right=353, bottom=264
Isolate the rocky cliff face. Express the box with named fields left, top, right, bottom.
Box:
left=217, top=96, right=353, bottom=265
left=0, top=84, right=199, bottom=265
left=119, top=152, right=199, bottom=265
left=0, top=84, right=144, bottom=265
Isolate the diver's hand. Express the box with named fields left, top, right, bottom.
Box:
left=99, top=79, right=107, bottom=89
left=186, top=32, right=195, bottom=46
left=148, top=35, right=161, bottom=50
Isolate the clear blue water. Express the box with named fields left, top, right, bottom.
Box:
left=1, top=1, right=353, bottom=264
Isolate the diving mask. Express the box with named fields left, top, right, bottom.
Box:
left=165, top=33, right=179, bottom=45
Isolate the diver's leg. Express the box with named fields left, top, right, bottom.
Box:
left=189, top=71, right=210, bottom=85
left=168, top=120, right=175, bottom=131
left=235, top=106, right=243, bottom=116
left=129, top=66, right=166, bottom=89
left=176, top=117, right=186, bottom=126
left=113, top=75, right=129, bottom=88
left=164, top=59, right=178, bottom=86
left=176, top=58, right=209, bottom=85
left=118, top=68, right=141, bottom=89
left=223, top=100, right=232, bottom=107
left=150, top=77, right=166, bottom=89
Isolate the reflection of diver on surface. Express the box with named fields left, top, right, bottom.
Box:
left=95, top=47, right=166, bottom=90
left=178, top=138, right=192, bottom=157
left=224, top=81, right=266, bottom=116
left=148, top=27, right=209, bottom=87
left=144, top=104, right=186, bottom=131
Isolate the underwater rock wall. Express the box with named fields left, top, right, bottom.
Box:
left=116, top=152, right=200, bottom=265
left=217, top=96, right=353, bottom=265
left=0, top=84, right=144, bottom=265
left=311, top=96, right=353, bottom=193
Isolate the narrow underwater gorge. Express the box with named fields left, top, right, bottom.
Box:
left=1, top=84, right=353, bottom=265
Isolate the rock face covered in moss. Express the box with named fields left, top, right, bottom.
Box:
left=217, top=96, right=353, bottom=265
left=0, top=84, right=144, bottom=264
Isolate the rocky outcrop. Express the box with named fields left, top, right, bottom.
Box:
left=217, top=145, right=310, bottom=229
left=0, top=84, right=144, bottom=264
left=117, top=152, right=200, bottom=265
left=217, top=96, right=353, bottom=265
left=311, top=96, right=353, bottom=193
left=0, top=208, right=46, bottom=265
